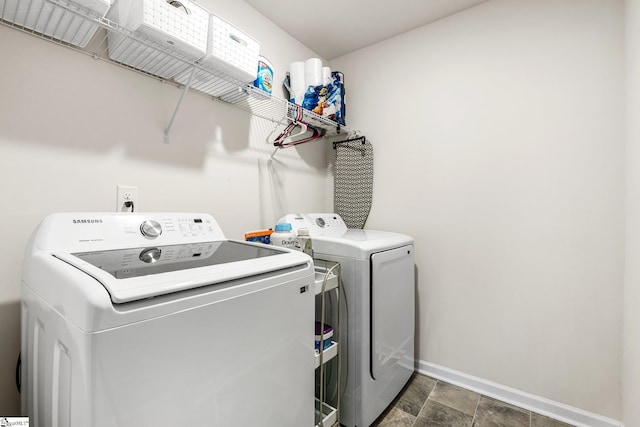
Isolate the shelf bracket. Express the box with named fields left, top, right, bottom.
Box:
left=163, top=65, right=197, bottom=144
left=333, top=135, right=366, bottom=150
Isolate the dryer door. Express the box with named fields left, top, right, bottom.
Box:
left=371, top=245, right=415, bottom=379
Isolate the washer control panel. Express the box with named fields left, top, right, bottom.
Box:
left=37, top=213, right=226, bottom=253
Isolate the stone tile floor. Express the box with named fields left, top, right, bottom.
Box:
left=371, top=374, right=576, bottom=427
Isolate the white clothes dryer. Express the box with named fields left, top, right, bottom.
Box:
left=21, top=212, right=315, bottom=427
left=279, top=213, right=415, bottom=427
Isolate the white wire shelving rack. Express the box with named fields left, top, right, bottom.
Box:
left=0, top=0, right=355, bottom=144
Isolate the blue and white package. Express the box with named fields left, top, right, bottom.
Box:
left=254, top=56, right=274, bottom=94
left=301, top=71, right=346, bottom=126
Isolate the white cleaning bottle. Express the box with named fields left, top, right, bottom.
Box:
left=297, top=228, right=313, bottom=257
left=271, top=223, right=297, bottom=250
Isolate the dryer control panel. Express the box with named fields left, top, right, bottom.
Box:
left=279, top=213, right=348, bottom=237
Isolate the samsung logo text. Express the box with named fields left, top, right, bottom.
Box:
left=72, top=219, right=104, bottom=224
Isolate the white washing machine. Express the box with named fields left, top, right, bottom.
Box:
left=280, top=213, right=415, bottom=427
left=21, top=212, right=315, bottom=427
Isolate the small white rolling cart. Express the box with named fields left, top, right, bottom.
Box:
left=314, top=259, right=341, bottom=427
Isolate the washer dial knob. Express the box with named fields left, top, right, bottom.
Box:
left=315, top=217, right=326, bottom=228
left=139, top=247, right=162, bottom=263
left=140, top=220, right=162, bottom=239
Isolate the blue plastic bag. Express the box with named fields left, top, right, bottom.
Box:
left=301, top=71, right=346, bottom=126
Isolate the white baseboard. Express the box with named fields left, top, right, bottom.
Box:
left=416, top=360, right=624, bottom=427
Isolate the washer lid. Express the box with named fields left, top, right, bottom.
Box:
left=54, top=240, right=309, bottom=303
left=311, top=229, right=414, bottom=258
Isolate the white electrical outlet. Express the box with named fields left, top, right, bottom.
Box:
left=116, top=185, right=138, bottom=212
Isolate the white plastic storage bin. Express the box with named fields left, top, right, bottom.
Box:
left=106, top=0, right=209, bottom=79
left=0, top=0, right=112, bottom=47
left=206, top=14, right=259, bottom=83
left=173, top=13, right=259, bottom=96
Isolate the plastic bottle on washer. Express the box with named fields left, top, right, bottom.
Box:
left=297, top=228, right=313, bottom=257
left=271, top=223, right=297, bottom=250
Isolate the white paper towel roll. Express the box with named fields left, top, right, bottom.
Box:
left=288, top=61, right=305, bottom=104
left=305, top=57, right=322, bottom=88
left=322, top=67, right=332, bottom=86
left=289, top=61, right=305, bottom=90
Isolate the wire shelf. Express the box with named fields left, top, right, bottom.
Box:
left=0, top=0, right=354, bottom=140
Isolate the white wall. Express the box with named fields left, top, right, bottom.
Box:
left=1, top=0, right=630, bottom=421
left=331, top=0, right=624, bottom=419
left=0, top=0, right=334, bottom=414
left=624, top=0, right=640, bottom=425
